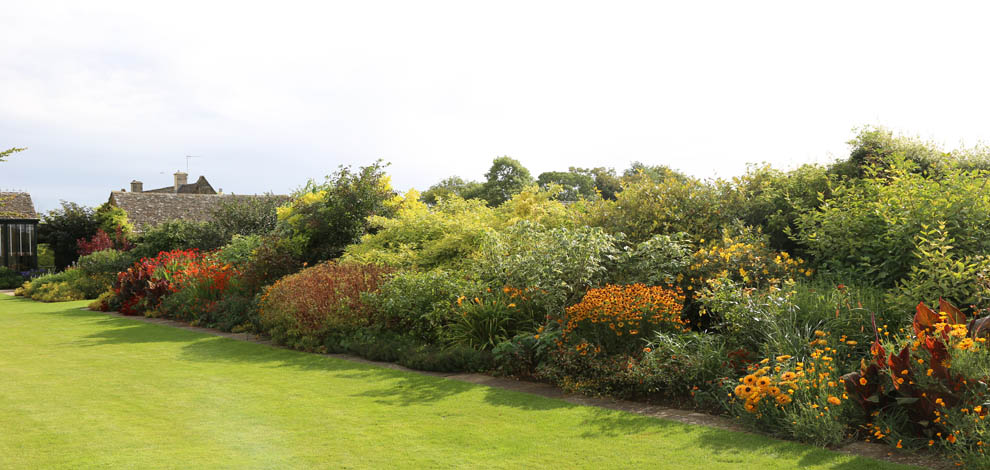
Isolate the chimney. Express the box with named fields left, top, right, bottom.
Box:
left=174, top=171, right=188, bottom=192
left=130, top=180, right=143, bottom=193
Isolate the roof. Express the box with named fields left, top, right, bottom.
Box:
left=107, top=192, right=287, bottom=232
left=144, top=176, right=217, bottom=194
left=0, top=192, right=39, bottom=220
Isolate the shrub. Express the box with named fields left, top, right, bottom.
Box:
left=886, top=222, right=989, bottom=315
left=474, top=221, right=619, bottom=315
left=277, top=161, right=398, bottom=264
left=637, top=331, right=733, bottom=402
left=792, top=158, right=990, bottom=286
left=613, top=232, right=692, bottom=286
left=215, top=234, right=262, bottom=268
left=732, top=163, right=830, bottom=252
left=687, top=222, right=809, bottom=295
left=372, top=269, right=482, bottom=343
left=129, top=220, right=227, bottom=259
left=239, top=234, right=304, bottom=294
left=583, top=170, right=735, bottom=244
left=40, top=201, right=99, bottom=270
left=0, top=267, right=25, bottom=289
left=492, top=330, right=560, bottom=378
left=343, top=193, right=496, bottom=270
left=15, top=269, right=88, bottom=301
left=258, top=262, right=392, bottom=351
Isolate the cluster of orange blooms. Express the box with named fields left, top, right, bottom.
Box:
left=734, top=330, right=850, bottom=418
left=560, top=284, right=686, bottom=348
left=733, top=360, right=797, bottom=412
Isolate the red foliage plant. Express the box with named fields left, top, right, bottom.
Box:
left=77, top=226, right=133, bottom=256
left=842, top=299, right=990, bottom=441
left=258, top=262, right=393, bottom=351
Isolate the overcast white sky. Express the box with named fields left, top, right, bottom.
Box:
left=3, top=1, right=990, bottom=212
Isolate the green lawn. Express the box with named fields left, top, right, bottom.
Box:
left=0, top=295, right=920, bottom=469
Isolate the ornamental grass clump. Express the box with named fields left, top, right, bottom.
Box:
left=841, top=299, right=990, bottom=467
left=449, top=286, right=541, bottom=351
left=258, top=262, right=392, bottom=352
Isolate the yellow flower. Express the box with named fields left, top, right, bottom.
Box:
left=828, top=396, right=841, bottom=406
left=775, top=394, right=792, bottom=405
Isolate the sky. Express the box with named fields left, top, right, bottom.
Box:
left=3, top=1, right=990, bottom=213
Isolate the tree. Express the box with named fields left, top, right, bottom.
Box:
left=278, top=160, right=398, bottom=263
left=208, top=195, right=285, bottom=240
left=622, top=161, right=687, bottom=183
left=39, top=202, right=100, bottom=270
left=536, top=170, right=596, bottom=201
left=0, top=147, right=25, bottom=162
left=570, top=166, right=621, bottom=200
left=480, top=156, right=533, bottom=206
left=420, top=176, right=484, bottom=205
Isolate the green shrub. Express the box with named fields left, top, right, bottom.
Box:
left=613, top=232, right=692, bottom=286
left=492, top=330, right=559, bottom=377
left=638, top=331, right=733, bottom=401
left=792, top=158, right=990, bottom=286
left=216, top=234, right=262, bottom=268
left=474, top=221, right=618, bottom=315
left=16, top=269, right=88, bottom=301
left=0, top=267, right=24, bottom=289
left=583, top=170, right=736, bottom=243
left=372, top=269, right=482, bottom=343
left=886, top=222, right=989, bottom=314
left=343, top=193, right=495, bottom=270
left=130, top=220, right=227, bottom=259
left=277, top=161, right=398, bottom=264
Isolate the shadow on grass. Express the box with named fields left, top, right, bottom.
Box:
left=571, top=406, right=914, bottom=469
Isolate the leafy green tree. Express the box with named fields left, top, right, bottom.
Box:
left=39, top=202, right=100, bottom=270
left=278, top=160, right=398, bottom=264
left=622, top=162, right=687, bottom=183
left=0, top=147, right=25, bottom=162
left=570, top=166, right=621, bottom=200
left=208, top=195, right=285, bottom=240
left=536, top=170, right=596, bottom=201
left=94, top=203, right=134, bottom=236
left=481, top=156, right=533, bottom=206
left=420, top=176, right=484, bottom=205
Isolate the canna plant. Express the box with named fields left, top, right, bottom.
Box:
left=841, top=299, right=990, bottom=463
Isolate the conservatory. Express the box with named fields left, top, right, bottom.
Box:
left=0, top=193, right=39, bottom=271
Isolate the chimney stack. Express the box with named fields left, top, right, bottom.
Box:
left=130, top=180, right=143, bottom=193
left=174, top=171, right=188, bottom=192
